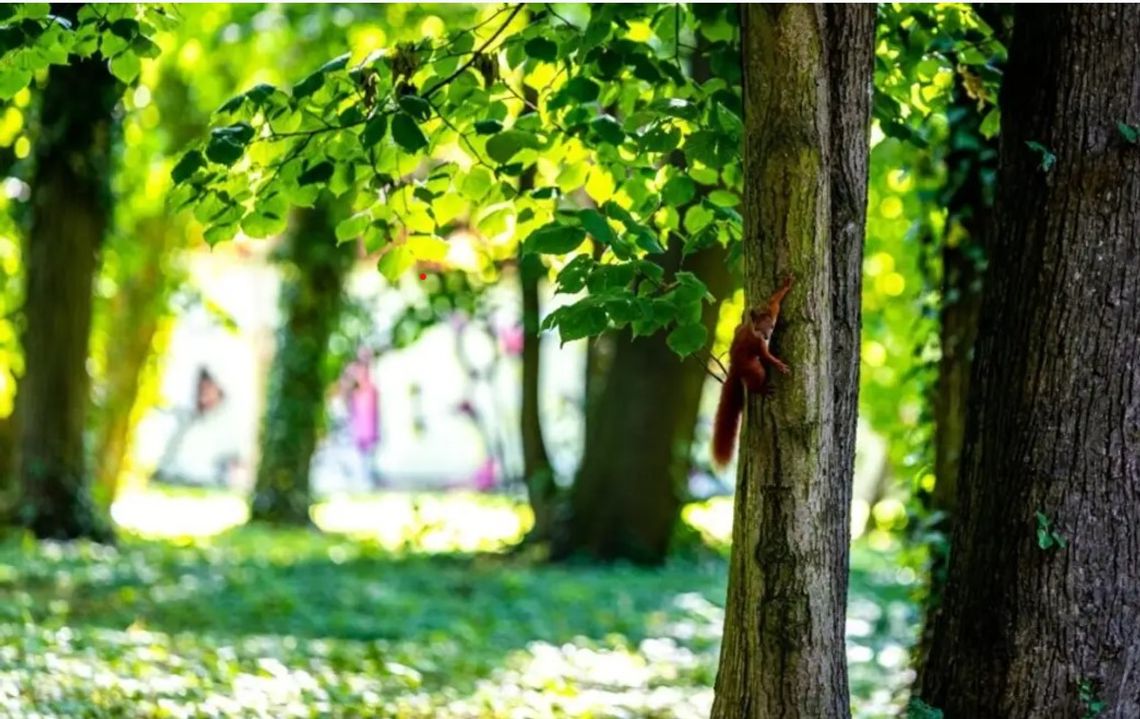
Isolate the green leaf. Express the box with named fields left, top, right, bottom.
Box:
left=708, top=190, right=739, bottom=207
left=641, top=124, right=681, bottom=153
left=578, top=209, right=617, bottom=246
left=170, top=150, right=206, bottom=183
left=474, top=119, right=503, bottom=135
left=1118, top=121, right=1139, bottom=144
left=666, top=322, right=708, bottom=357
left=460, top=167, right=493, bottom=201
left=590, top=116, right=624, bottom=145
left=241, top=208, right=287, bottom=239
left=0, top=68, right=32, bottom=99
left=108, top=51, right=141, bottom=84
left=378, top=245, right=416, bottom=283
left=555, top=255, right=593, bottom=293
left=109, top=18, right=139, bottom=39
left=524, top=222, right=586, bottom=254
left=214, top=122, right=256, bottom=145
left=523, top=37, right=557, bottom=62
left=298, top=161, right=334, bottom=186
left=293, top=69, right=324, bottom=99
left=547, top=302, right=609, bottom=343
left=392, top=112, right=428, bottom=152
left=979, top=109, right=1001, bottom=139
left=361, top=113, right=388, bottom=147
left=336, top=213, right=371, bottom=243
left=661, top=176, right=696, bottom=206
left=205, top=135, right=244, bottom=166
left=563, top=76, right=600, bottom=103
left=398, top=94, right=432, bottom=121
left=485, top=129, right=539, bottom=164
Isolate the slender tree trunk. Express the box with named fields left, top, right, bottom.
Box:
left=918, top=7, right=1140, bottom=717
left=250, top=203, right=352, bottom=525
left=518, top=255, right=557, bottom=540
left=712, top=6, right=873, bottom=717
left=16, top=13, right=120, bottom=540
left=517, top=77, right=558, bottom=542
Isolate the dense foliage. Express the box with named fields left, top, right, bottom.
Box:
left=170, top=5, right=742, bottom=357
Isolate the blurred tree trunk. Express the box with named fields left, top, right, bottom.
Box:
left=551, top=240, right=729, bottom=565
left=15, top=11, right=120, bottom=541
left=516, top=78, right=558, bottom=543
left=518, top=254, right=557, bottom=541
left=711, top=6, right=873, bottom=717
left=918, top=7, right=1140, bottom=716
left=90, top=217, right=180, bottom=508
left=0, top=414, right=14, bottom=518
left=250, top=203, right=353, bottom=525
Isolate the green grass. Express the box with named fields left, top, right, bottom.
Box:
left=0, top=492, right=921, bottom=718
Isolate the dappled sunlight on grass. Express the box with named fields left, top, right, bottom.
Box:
left=2, top=493, right=918, bottom=718
left=313, top=492, right=529, bottom=552
left=111, top=488, right=529, bottom=552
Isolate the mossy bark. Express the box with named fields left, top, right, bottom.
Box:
left=16, top=6, right=120, bottom=540
left=250, top=203, right=353, bottom=525
left=711, top=6, right=873, bottom=717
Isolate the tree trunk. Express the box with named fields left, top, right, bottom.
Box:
left=915, top=67, right=998, bottom=686
left=711, top=6, right=873, bottom=717
left=918, top=7, right=1140, bottom=717
left=518, top=255, right=557, bottom=541
left=16, top=15, right=120, bottom=541
left=516, top=75, right=558, bottom=543
left=250, top=203, right=353, bottom=525
left=553, top=238, right=730, bottom=565
left=91, top=217, right=179, bottom=508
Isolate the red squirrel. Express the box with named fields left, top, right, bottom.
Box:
left=710, top=274, right=793, bottom=468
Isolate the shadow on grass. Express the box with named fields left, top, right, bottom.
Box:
left=2, top=525, right=728, bottom=693
left=0, top=515, right=918, bottom=718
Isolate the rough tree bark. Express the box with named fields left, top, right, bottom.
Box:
left=16, top=9, right=120, bottom=540
left=918, top=7, right=1140, bottom=717
left=250, top=203, right=353, bottom=525
left=711, top=6, right=873, bottom=717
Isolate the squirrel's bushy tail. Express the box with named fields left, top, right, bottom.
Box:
left=711, top=371, right=743, bottom=468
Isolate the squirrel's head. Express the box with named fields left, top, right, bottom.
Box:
left=748, top=307, right=775, bottom=342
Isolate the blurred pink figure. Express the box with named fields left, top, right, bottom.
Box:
left=472, top=457, right=498, bottom=492
left=498, top=323, right=524, bottom=356
left=343, top=348, right=381, bottom=487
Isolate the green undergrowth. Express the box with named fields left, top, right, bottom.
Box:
left=0, top=492, right=920, bottom=718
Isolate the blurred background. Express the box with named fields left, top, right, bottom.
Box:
left=0, top=3, right=1001, bottom=717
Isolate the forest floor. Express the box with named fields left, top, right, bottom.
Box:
left=0, top=492, right=920, bottom=718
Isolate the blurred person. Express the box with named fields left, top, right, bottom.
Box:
left=342, top=347, right=382, bottom=488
